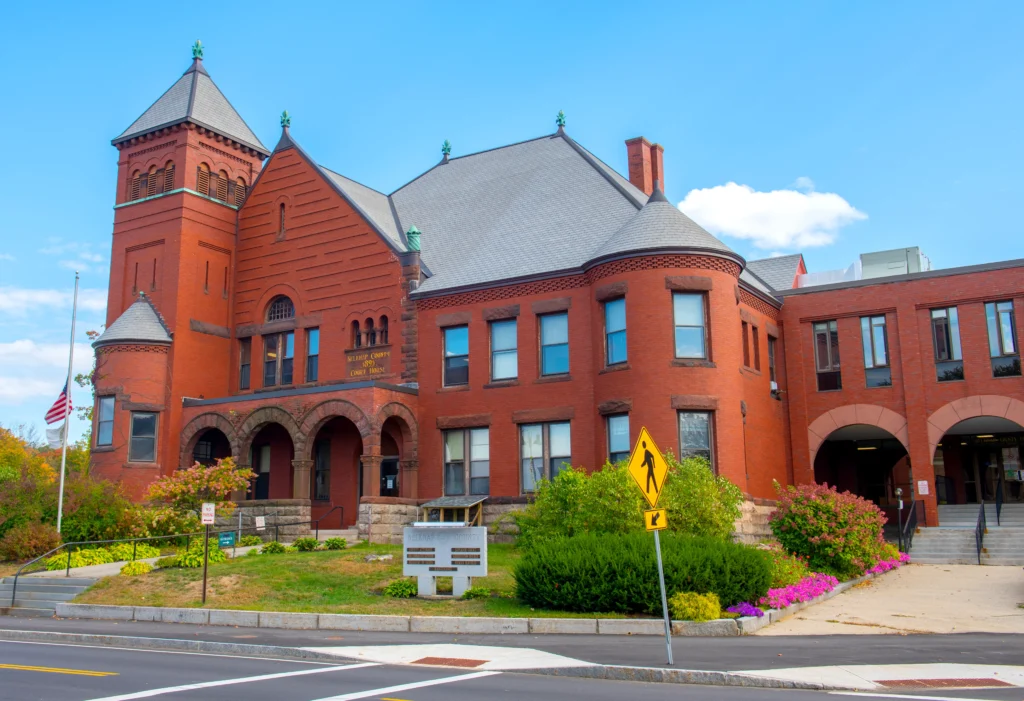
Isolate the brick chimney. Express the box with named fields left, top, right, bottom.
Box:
left=625, top=137, right=665, bottom=197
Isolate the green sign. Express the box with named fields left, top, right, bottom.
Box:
left=218, top=531, right=235, bottom=548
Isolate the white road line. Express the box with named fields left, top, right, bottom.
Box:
left=81, top=662, right=381, bottom=700
left=311, top=670, right=503, bottom=700
left=0, top=637, right=336, bottom=665
left=830, top=692, right=999, bottom=701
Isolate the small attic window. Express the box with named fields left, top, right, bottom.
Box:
left=266, top=296, right=295, bottom=322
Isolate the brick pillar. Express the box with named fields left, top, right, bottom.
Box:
left=233, top=460, right=252, bottom=501
left=400, top=459, right=419, bottom=499
left=400, top=252, right=420, bottom=384
left=291, top=459, right=313, bottom=500
left=896, top=303, right=939, bottom=526
left=361, top=455, right=382, bottom=497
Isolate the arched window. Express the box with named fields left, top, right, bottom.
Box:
left=352, top=320, right=362, bottom=348
left=266, top=296, right=295, bottom=322
left=365, top=318, right=376, bottom=346
left=278, top=203, right=286, bottom=239
left=196, top=162, right=211, bottom=197
left=129, top=170, right=142, bottom=201
left=379, top=316, right=389, bottom=345
left=234, top=177, right=247, bottom=206
left=216, top=170, right=229, bottom=202
left=128, top=161, right=174, bottom=202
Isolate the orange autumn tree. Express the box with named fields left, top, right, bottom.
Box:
left=146, top=457, right=254, bottom=517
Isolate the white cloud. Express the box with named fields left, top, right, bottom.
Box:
left=0, top=253, right=14, bottom=261
left=0, top=340, right=94, bottom=404
left=0, top=287, right=107, bottom=316
left=792, top=176, right=815, bottom=192
left=39, top=240, right=106, bottom=273
left=678, top=181, right=867, bottom=250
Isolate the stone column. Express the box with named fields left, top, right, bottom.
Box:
left=232, top=460, right=252, bottom=502
left=361, top=455, right=382, bottom=498
left=291, top=459, right=313, bottom=500
left=399, top=459, right=418, bottom=499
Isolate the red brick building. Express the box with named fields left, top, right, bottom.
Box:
left=91, top=46, right=1023, bottom=534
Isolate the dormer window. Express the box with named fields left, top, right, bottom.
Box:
left=128, top=161, right=175, bottom=202
left=266, top=296, right=295, bottom=322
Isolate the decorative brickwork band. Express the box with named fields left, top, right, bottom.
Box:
left=97, top=344, right=170, bottom=354
left=739, top=288, right=780, bottom=320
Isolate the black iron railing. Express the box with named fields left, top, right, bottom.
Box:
left=900, top=499, right=920, bottom=553
left=974, top=500, right=987, bottom=565
left=996, top=481, right=1004, bottom=527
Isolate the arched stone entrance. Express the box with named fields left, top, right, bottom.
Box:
left=307, top=416, right=364, bottom=528
left=808, top=404, right=910, bottom=467
left=377, top=403, right=419, bottom=499
left=179, top=412, right=238, bottom=469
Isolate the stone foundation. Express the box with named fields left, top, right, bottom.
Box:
left=356, top=498, right=529, bottom=544
left=220, top=499, right=312, bottom=540
left=732, top=500, right=775, bottom=545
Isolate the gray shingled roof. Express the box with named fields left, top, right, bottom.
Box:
left=322, top=168, right=404, bottom=250
left=93, top=294, right=172, bottom=348
left=746, top=254, right=804, bottom=292
left=114, top=58, right=269, bottom=156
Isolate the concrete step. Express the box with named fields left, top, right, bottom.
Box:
left=0, top=584, right=91, bottom=596
left=0, top=590, right=78, bottom=602
left=9, top=599, right=58, bottom=610
left=2, top=577, right=97, bottom=586
left=1, top=607, right=56, bottom=618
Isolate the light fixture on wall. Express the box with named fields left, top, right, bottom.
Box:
left=857, top=446, right=878, bottom=451
left=976, top=434, right=994, bottom=438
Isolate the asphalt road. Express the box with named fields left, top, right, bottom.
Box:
left=3, top=640, right=1023, bottom=701
left=0, top=616, right=1020, bottom=671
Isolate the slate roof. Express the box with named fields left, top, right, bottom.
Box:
left=746, top=254, right=805, bottom=292
left=321, top=168, right=405, bottom=250
left=93, top=294, right=172, bottom=348
left=114, top=58, right=269, bottom=156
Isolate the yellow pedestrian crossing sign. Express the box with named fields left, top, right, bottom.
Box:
left=645, top=508, right=667, bottom=531
left=627, top=426, right=669, bottom=509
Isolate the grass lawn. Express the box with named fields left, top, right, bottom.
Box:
left=76, top=541, right=626, bottom=619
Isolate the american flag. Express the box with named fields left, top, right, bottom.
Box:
left=45, top=382, right=72, bottom=425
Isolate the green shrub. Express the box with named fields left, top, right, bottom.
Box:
left=514, top=532, right=771, bottom=613
left=514, top=454, right=742, bottom=547
left=176, top=541, right=228, bottom=568
left=770, top=482, right=888, bottom=579
left=383, top=579, right=418, bottom=598
left=0, top=521, right=62, bottom=561
left=57, top=475, right=140, bottom=543
left=260, top=541, right=287, bottom=555
left=292, top=537, right=320, bottom=552
left=45, top=547, right=115, bottom=571
left=461, top=586, right=491, bottom=600
left=669, top=591, right=721, bottom=622
left=323, top=537, right=346, bottom=551
left=766, top=547, right=810, bottom=588
left=154, top=556, right=178, bottom=568
left=107, top=542, right=160, bottom=562
left=239, top=535, right=263, bottom=547
left=120, top=561, right=153, bottom=576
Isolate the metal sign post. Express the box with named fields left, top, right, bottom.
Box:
left=653, top=529, right=674, bottom=666
left=201, top=502, right=215, bottom=605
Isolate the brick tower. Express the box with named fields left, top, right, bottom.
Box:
left=91, top=41, right=268, bottom=494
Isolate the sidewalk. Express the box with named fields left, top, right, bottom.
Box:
left=760, top=564, right=1024, bottom=635
left=26, top=545, right=258, bottom=579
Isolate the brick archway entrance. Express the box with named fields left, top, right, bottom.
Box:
left=808, top=404, right=910, bottom=467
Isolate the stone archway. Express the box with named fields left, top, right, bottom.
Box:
left=926, top=395, right=1024, bottom=461
left=808, top=404, right=910, bottom=467
left=297, top=399, right=375, bottom=460
left=376, top=402, right=418, bottom=460
left=179, top=412, right=239, bottom=469
left=237, top=406, right=304, bottom=465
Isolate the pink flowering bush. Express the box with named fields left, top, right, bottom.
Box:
left=866, top=551, right=910, bottom=575
left=758, top=572, right=839, bottom=609
left=770, top=482, right=888, bottom=579
left=146, top=458, right=254, bottom=517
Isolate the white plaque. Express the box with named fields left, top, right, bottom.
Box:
left=916, top=480, right=929, bottom=496
left=201, top=502, right=216, bottom=525
left=255, top=516, right=266, bottom=531
left=403, top=526, right=488, bottom=578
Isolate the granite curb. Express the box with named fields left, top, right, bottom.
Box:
left=514, top=665, right=843, bottom=690
left=46, top=570, right=881, bottom=636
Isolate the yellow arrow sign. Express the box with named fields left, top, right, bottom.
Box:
left=627, top=426, right=669, bottom=509
left=645, top=508, right=667, bottom=531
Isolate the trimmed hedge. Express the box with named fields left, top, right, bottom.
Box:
left=514, top=532, right=771, bottom=613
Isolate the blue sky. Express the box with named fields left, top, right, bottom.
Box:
left=1, top=1, right=1022, bottom=441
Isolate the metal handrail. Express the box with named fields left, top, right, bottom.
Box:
left=900, top=499, right=919, bottom=553
left=996, top=481, right=1004, bottom=527
left=8, top=504, right=344, bottom=608
left=974, top=500, right=987, bottom=565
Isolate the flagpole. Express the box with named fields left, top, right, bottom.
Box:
left=56, top=272, right=79, bottom=535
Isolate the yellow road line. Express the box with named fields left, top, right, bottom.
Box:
left=0, top=663, right=119, bottom=677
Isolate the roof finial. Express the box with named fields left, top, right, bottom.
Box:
left=406, top=225, right=422, bottom=252
left=280, top=110, right=291, bottom=129
left=441, top=139, right=452, bottom=163
left=556, top=110, right=566, bottom=129
left=192, top=40, right=204, bottom=59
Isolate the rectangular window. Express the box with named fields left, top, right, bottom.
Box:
left=931, top=307, right=964, bottom=381
left=443, top=428, right=490, bottom=496
left=752, top=326, right=761, bottom=371
left=768, top=336, right=778, bottom=386
left=673, top=292, right=707, bottom=359
left=239, top=338, right=251, bottom=390
left=741, top=321, right=750, bottom=367
left=520, top=422, right=572, bottom=492
left=605, top=298, right=627, bottom=365
left=306, top=328, right=320, bottom=383
left=678, top=411, right=713, bottom=469
left=986, top=301, right=1021, bottom=377
left=96, top=396, right=114, bottom=447
left=607, top=414, right=630, bottom=463
left=813, top=320, right=842, bottom=391
left=860, top=315, right=892, bottom=387
left=313, top=440, right=330, bottom=501
left=128, top=412, right=157, bottom=462
left=540, top=313, right=569, bottom=375
left=490, top=319, right=518, bottom=381
left=443, top=326, right=469, bottom=386
left=262, top=332, right=294, bottom=387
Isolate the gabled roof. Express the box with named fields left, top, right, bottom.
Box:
left=93, top=293, right=172, bottom=348
left=113, top=57, right=268, bottom=156
left=321, top=168, right=405, bottom=250
left=746, top=254, right=805, bottom=292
